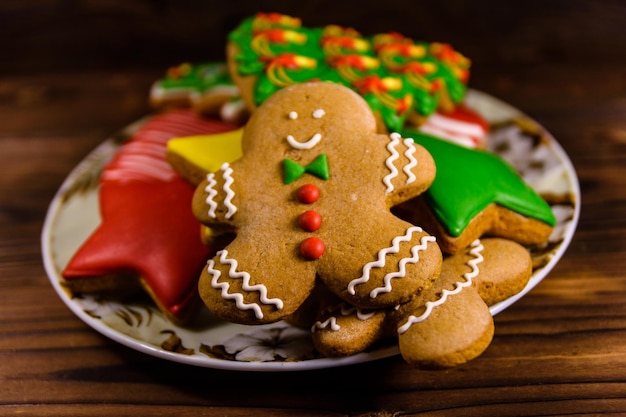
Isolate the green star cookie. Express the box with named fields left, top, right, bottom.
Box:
left=401, top=129, right=556, bottom=253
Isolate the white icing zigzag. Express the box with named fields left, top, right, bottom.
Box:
left=204, top=163, right=237, bottom=219
left=397, top=239, right=485, bottom=335
left=382, top=133, right=401, bottom=194
left=347, top=226, right=433, bottom=297
left=370, top=234, right=437, bottom=298
left=383, top=133, right=418, bottom=194
left=402, top=138, right=418, bottom=185
left=221, top=163, right=237, bottom=219
left=204, top=172, right=218, bottom=218
left=312, top=316, right=340, bottom=331
left=339, top=303, right=376, bottom=321
left=207, top=250, right=284, bottom=320
left=311, top=303, right=376, bottom=332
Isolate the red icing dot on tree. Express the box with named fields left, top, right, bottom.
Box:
left=300, top=237, right=325, bottom=260
left=299, top=210, right=322, bottom=232
left=297, top=184, right=320, bottom=204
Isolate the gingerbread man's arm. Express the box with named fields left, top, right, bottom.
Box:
left=380, top=132, right=436, bottom=207
left=192, top=162, right=239, bottom=228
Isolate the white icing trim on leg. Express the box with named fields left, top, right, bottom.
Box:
left=397, top=239, right=484, bottom=334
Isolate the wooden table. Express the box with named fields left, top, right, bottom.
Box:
left=2, top=2, right=626, bottom=415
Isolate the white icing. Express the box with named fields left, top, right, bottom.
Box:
left=221, top=163, right=237, bottom=219
left=204, top=172, right=218, bottom=218
left=382, top=133, right=401, bottom=193
left=397, top=239, right=484, bottom=334
left=102, top=141, right=177, bottom=183
left=312, top=317, right=340, bottom=331
left=220, top=99, right=246, bottom=123
left=287, top=133, right=322, bottom=150
left=149, top=84, right=195, bottom=102
left=311, top=303, right=375, bottom=332
left=312, top=108, right=326, bottom=119
left=383, top=133, right=418, bottom=194
left=402, top=138, right=418, bottom=185
left=340, top=303, right=376, bottom=321
left=208, top=250, right=284, bottom=320
left=419, top=125, right=478, bottom=148
left=427, top=113, right=486, bottom=137
left=347, top=226, right=433, bottom=296
left=207, top=259, right=262, bottom=319
left=369, top=234, right=437, bottom=298
left=419, top=113, right=487, bottom=148
left=204, top=164, right=236, bottom=219
left=288, top=111, right=298, bottom=120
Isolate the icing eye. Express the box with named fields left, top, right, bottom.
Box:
left=312, top=109, right=325, bottom=119
left=288, top=111, right=298, bottom=120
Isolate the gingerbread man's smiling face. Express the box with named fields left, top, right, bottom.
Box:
left=240, top=82, right=377, bottom=161
left=285, top=107, right=325, bottom=150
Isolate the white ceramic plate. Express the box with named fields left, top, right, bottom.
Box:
left=41, top=90, right=580, bottom=371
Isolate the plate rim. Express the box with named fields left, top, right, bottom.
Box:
left=40, top=89, right=581, bottom=371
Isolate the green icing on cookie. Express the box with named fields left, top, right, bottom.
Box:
left=156, top=62, right=234, bottom=94
left=402, top=130, right=556, bottom=236
left=283, top=154, right=330, bottom=184
left=228, top=13, right=470, bottom=132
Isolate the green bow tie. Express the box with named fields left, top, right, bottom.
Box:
left=283, top=154, right=330, bottom=184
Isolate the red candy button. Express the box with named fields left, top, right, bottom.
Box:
left=300, top=237, right=325, bottom=260
left=297, top=184, right=319, bottom=204
left=298, top=210, right=322, bottom=232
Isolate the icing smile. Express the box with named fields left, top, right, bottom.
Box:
left=286, top=108, right=326, bottom=150
left=287, top=133, right=322, bottom=150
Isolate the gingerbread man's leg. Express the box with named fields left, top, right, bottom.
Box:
left=389, top=240, right=494, bottom=368
left=311, top=300, right=387, bottom=357
left=198, top=232, right=318, bottom=324
left=319, top=215, right=442, bottom=310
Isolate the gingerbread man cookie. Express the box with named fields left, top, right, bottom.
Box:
left=192, top=82, right=442, bottom=324
left=311, top=238, right=533, bottom=368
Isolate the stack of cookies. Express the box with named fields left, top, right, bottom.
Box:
left=62, top=13, right=557, bottom=368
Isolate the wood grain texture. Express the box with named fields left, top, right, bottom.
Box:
left=2, top=1, right=626, bottom=415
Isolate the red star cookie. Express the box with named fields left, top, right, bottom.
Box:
left=62, top=109, right=238, bottom=323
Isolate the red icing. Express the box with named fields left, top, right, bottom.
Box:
left=300, top=237, right=325, bottom=260
left=296, top=183, right=320, bottom=203
left=298, top=210, right=322, bottom=232
left=419, top=104, right=490, bottom=149
left=441, top=105, right=490, bottom=133
left=62, top=109, right=239, bottom=319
